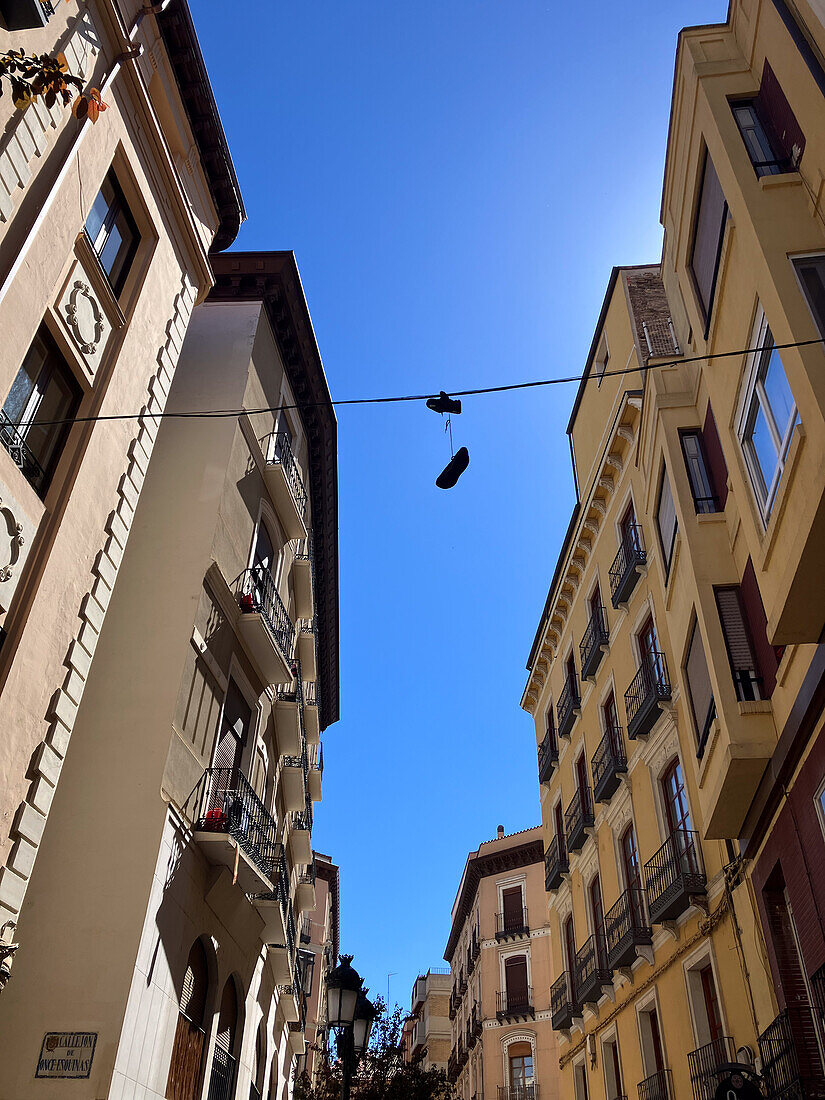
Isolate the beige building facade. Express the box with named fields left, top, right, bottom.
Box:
left=444, top=826, right=560, bottom=1100
left=522, top=1, right=825, bottom=1097
left=0, top=250, right=340, bottom=1100
left=407, top=968, right=452, bottom=1073
left=0, top=0, right=243, bottom=973
left=297, top=852, right=340, bottom=1086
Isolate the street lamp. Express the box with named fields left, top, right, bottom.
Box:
left=325, top=955, right=375, bottom=1100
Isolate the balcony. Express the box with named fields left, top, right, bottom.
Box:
left=545, top=835, right=569, bottom=892
left=496, top=906, right=529, bottom=941
left=470, top=1004, right=482, bottom=1042
left=287, top=1020, right=305, bottom=1056
left=449, top=990, right=458, bottom=1020
left=278, top=982, right=300, bottom=1023
left=299, top=916, right=312, bottom=944
left=565, top=785, right=594, bottom=853
left=0, top=412, right=48, bottom=496
left=550, top=971, right=581, bottom=1032
left=262, top=431, right=308, bottom=540
left=252, top=850, right=290, bottom=943
left=498, top=1087, right=538, bottom=1100
left=496, top=986, right=534, bottom=1022
left=604, top=888, right=653, bottom=971
left=294, top=866, right=316, bottom=914
left=687, top=1037, right=736, bottom=1100
left=538, top=730, right=559, bottom=785
left=308, top=743, right=323, bottom=802
left=610, top=524, right=646, bottom=609
left=236, top=565, right=295, bottom=686
left=625, top=652, right=671, bottom=740
left=637, top=1070, right=672, bottom=1100
left=592, top=725, right=627, bottom=803
left=291, top=538, right=314, bottom=620
left=458, top=971, right=467, bottom=995
left=280, top=755, right=306, bottom=813
left=273, top=689, right=301, bottom=756
left=580, top=605, right=609, bottom=680
left=297, top=618, right=317, bottom=681
left=266, top=886, right=297, bottom=982
left=557, top=674, right=581, bottom=739
left=303, top=680, right=320, bottom=744
left=644, top=829, right=706, bottom=924
left=574, top=931, right=613, bottom=1006
left=471, top=931, right=481, bottom=961
left=758, top=1007, right=824, bottom=1100
left=287, top=811, right=312, bottom=867
left=191, top=767, right=277, bottom=892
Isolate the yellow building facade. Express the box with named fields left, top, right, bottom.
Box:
left=522, top=1, right=825, bottom=1096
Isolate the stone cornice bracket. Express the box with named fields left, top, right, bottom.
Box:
left=617, top=425, right=635, bottom=444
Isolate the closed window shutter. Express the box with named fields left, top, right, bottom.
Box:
left=690, top=153, right=727, bottom=326
left=740, top=558, right=782, bottom=697
left=702, top=404, right=729, bottom=508
left=756, top=60, right=805, bottom=167
left=715, top=585, right=760, bottom=699
left=656, top=468, right=677, bottom=572
left=685, top=622, right=715, bottom=752
left=505, top=956, right=528, bottom=1005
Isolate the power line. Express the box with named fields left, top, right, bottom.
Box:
left=11, top=336, right=823, bottom=431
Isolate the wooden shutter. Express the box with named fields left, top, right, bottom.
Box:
left=702, top=405, right=728, bottom=508
left=685, top=620, right=715, bottom=751
left=690, top=153, right=727, bottom=327
left=756, top=60, right=805, bottom=167
left=740, top=558, right=782, bottom=697
left=166, top=942, right=208, bottom=1100
left=502, top=886, right=522, bottom=928
left=715, top=586, right=760, bottom=698
left=505, top=956, right=528, bottom=1006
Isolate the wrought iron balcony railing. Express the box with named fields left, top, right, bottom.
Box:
left=592, top=725, right=627, bottom=804
left=545, top=835, right=569, bottom=892
left=644, top=829, right=706, bottom=924
left=575, top=930, right=612, bottom=1005
left=458, top=970, right=467, bottom=995
left=550, top=971, right=581, bottom=1032
left=264, top=431, right=308, bottom=517
left=471, top=930, right=481, bottom=960
left=538, top=730, right=559, bottom=785
left=604, top=887, right=652, bottom=971
left=496, top=906, right=529, bottom=940
left=496, top=986, right=534, bottom=1020
left=625, top=651, right=671, bottom=740
left=498, top=1087, right=538, bottom=1100
left=192, top=766, right=278, bottom=880
left=580, top=604, right=609, bottom=680
left=0, top=412, right=48, bottom=495
left=237, top=564, right=295, bottom=662
left=758, top=1006, right=824, bottom=1100
left=687, top=1036, right=736, bottom=1100
left=610, top=524, right=646, bottom=608
left=565, top=784, right=594, bottom=853
left=637, top=1069, right=672, bottom=1100
left=557, top=673, right=581, bottom=739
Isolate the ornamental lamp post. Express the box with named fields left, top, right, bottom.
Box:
left=352, top=990, right=377, bottom=1057
left=325, top=955, right=365, bottom=1100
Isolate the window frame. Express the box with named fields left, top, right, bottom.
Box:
left=792, top=253, right=825, bottom=342
left=689, top=148, right=728, bottom=334
left=730, top=98, right=785, bottom=176
left=84, top=169, right=140, bottom=297
left=655, top=462, right=678, bottom=580
left=679, top=428, right=719, bottom=514
left=683, top=616, right=717, bottom=759
left=737, top=307, right=799, bottom=524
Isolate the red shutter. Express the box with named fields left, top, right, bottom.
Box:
left=690, top=153, right=727, bottom=326
left=756, top=60, right=806, bottom=167
left=702, top=404, right=728, bottom=509
left=504, top=956, right=528, bottom=1006
left=741, top=559, right=782, bottom=697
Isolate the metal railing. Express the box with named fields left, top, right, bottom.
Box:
left=0, top=411, right=48, bottom=494
left=496, top=906, right=529, bottom=939
left=625, top=651, right=671, bottom=739
left=550, top=971, right=581, bottom=1031
left=687, top=1036, right=736, bottom=1100
left=308, top=743, right=323, bottom=774
left=565, top=784, right=594, bottom=852
left=575, top=930, right=612, bottom=1003
left=291, top=811, right=311, bottom=833
left=264, top=431, right=307, bottom=517
left=637, top=1069, right=671, bottom=1100
left=538, top=729, right=559, bottom=784
left=237, top=564, right=295, bottom=660
left=496, top=986, right=534, bottom=1018
left=192, top=767, right=278, bottom=880
left=300, top=916, right=312, bottom=944
left=580, top=604, right=609, bottom=677
left=498, top=1087, right=538, bottom=1100
left=759, top=1007, right=823, bottom=1099
left=644, top=829, right=705, bottom=923
left=557, top=673, right=581, bottom=738
left=604, top=887, right=651, bottom=970
left=545, top=834, right=569, bottom=891
left=592, top=725, right=627, bottom=803
left=610, top=524, right=646, bottom=607
left=207, top=1046, right=237, bottom=1100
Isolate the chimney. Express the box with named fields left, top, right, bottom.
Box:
left=497, top=825, right=505, bottom=839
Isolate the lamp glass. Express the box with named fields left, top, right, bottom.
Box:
left=327, top=984, right=359, bottom=1029
left=352, top=1013, right=369, bottom=1054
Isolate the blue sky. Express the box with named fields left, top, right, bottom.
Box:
left=192, top=0, right=724, bottom=1011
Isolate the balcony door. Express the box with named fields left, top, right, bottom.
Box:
left=508, top=1042, right=533, bottom=1097
left=620, top=502, right=636, bottom=545
left=213, top=681, right=252, bottom=776
left=638, top=616, right=659, bottom=669
left=590, top=875, right=606, bottom=966
left=504, top=955, right=528, bottom=1011
left=621, top=824, right=644, bottom=927
left=662, top=759, right=698, bottom=876
left=502, top=886, right=523, bottom=934
left=208, top=979, right=238, bottom=1100
left=564, top=914, right=577, bottom=978
left=639, top=1003, right=666, bottom=1079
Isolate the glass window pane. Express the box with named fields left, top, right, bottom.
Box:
left=98, top=220, right=125, bottom=282
left=85, top=186, right=111, bottom=249
left=104, top=209, right=136, bottom=291
left=3, top=334, right=49, bottom=426
left=25, top=365, right=77, bottom=472
left=762, top=347, right=797, bottom=440
left=795, top=258, right=825, bottom=340
left=681, top=431, right=715, bottom=511
left=746, top=399, right=778, bottom=497
left=656, top=468, right=677, bottom=570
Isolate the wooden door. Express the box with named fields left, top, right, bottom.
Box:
left=166, top=941, right=208, bottom=1100
left=504, top=955, right=528, bottom=1010
left=502, top=886, right=523, bottom=933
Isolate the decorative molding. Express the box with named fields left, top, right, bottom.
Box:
left=606, top=452, right=624, bottom=474
left=598, top=475, right=614, bottom=494
left=591, top=498, right=607, bottom=516
left=0, top=276, right=196, bottom=924
left=617, top=425, right=635, bottom=444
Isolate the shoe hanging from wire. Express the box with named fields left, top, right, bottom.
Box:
left=427, top=391, right=469, bottom=488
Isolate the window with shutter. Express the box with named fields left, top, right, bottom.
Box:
left=715, top=585, right=762, bottom=701
left=793, top=255, right=825, bottom=341
left=702, top=404, right=729, bottom=509
left=504, top=955, right=528, bottom=1009
left=684, top=619, right=716, bottom=756
left=741, top=558, right=782, bottom=697
left=680, top=430, right=718, bottom=513
left=690, top=152, right=728, bottom=330
left=755, top=61, right=805, bottom=169
left=656, top=465, right=678, bottom=578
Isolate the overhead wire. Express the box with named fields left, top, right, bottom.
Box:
left=10, top=336, right=824, bottom=432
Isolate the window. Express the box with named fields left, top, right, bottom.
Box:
left=504, top=955, right=529, bottom=1011
left=715, top=559, right=781, bottom=700
left=732, top=102, right=785, bottom=176
left=684, top=619, right=716, bottom=757
left=602, top=1034, right=624, bottom=1100
left=639, top=1002, right=667, bottom=1077
left=793, top=255, right=825, bottom=341
left=1, top=327, right=82, bottom=496
left=739, top=311, right=799, bottom=521
left=563, top=915, right=577, bottom=974
left=662, top=759, right=692, bottom=836
left=655, top=465, right=678, bottom=577
left=736, top=61, right=805, bottom=175
left=638, top=616, right=659, bottom=668
left=680, top=430, right=718, bottom=513
left=213, top=680, right=252, bottom=773
left=545, top=704, right=557, bottom=751
left=508, top=1043, right=533, bottom=1092
left=621, top=824, right=644, bottom=923
left=594, top=334, right=610, bottom=385
left=573, top=1060, right=590, bottom=1100
left=501, top=886, right=524, bottom=934
left=84, top=171, right=139, bottom=295
left=690, top=151, right=728, bottom=330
